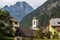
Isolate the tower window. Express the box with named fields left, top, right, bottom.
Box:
left=34, top=21, right=35, bottom=24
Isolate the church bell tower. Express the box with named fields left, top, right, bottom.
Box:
left=32, top=17, right=39, bottom=30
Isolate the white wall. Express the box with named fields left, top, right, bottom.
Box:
left=32, top=19, right=38, bottom=28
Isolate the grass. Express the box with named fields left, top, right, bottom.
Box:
left=3, top=37, right=60, bottom=40
left=32, top=38, right=60, bottom=40
left=4, top=37, right=14, bottom=40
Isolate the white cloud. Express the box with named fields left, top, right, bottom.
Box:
left=0, top=0, right=47, bottom=9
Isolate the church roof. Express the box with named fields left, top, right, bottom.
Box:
left=15, top=27, right=37, bottom=38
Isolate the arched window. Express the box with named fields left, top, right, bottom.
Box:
left=34, top=21, right=35, bottom=25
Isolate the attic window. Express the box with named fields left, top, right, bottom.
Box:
left=58, top=22, right=60, bottom=24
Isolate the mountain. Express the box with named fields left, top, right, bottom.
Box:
left=2, top=1, right=34, bottom=21
left=20, top=0, right=60, bottom=28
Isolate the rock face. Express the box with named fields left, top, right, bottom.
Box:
left=2, top=1, right=34, bottom=21
left=20, top=0, right=60, bottom=28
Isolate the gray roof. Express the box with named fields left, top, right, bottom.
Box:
left=15, top=27, right=37, bottom=38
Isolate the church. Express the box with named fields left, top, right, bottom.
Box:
left=14, top=17, right=41, bottom=40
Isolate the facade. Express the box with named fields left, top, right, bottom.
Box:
left=49, top=18, right=60, bottom=32
left=49, top=18, right=60, bottom=37
left=10, top=17, right=19, bottom=31
left=50, top=18, right=60, bottom=37
left=47, top=22, right=55, bottom=34
left=42, top=22, right=55, bottom=35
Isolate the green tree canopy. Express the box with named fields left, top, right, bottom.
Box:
left=0, top=9, right=13, bottom=40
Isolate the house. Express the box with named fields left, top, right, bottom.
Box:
left=10, top=17, right=20, bottom=31
left=49, top=18, right=60, bottom=37
left=43, top=18, right=60, bottom=34
left=49, top=18, right=60, bottom=32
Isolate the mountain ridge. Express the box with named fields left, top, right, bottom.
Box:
left=20, top=0, right=60, bottom=28
left=2, top=1, right=34, bottom=21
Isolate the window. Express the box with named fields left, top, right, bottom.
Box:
left=34, top=21, right=35, bottom=25
left=15, top=22, right=18, bottom=24
left=17, top=38, right=20, bottom=40
left=58, top=22, right=60, bottom=24
left=15, top=27, right=18, bottom=29
left=17, top=37, right=22, bottom=40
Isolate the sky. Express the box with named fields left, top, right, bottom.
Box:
left=0, top=0, right=47, bottom=9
